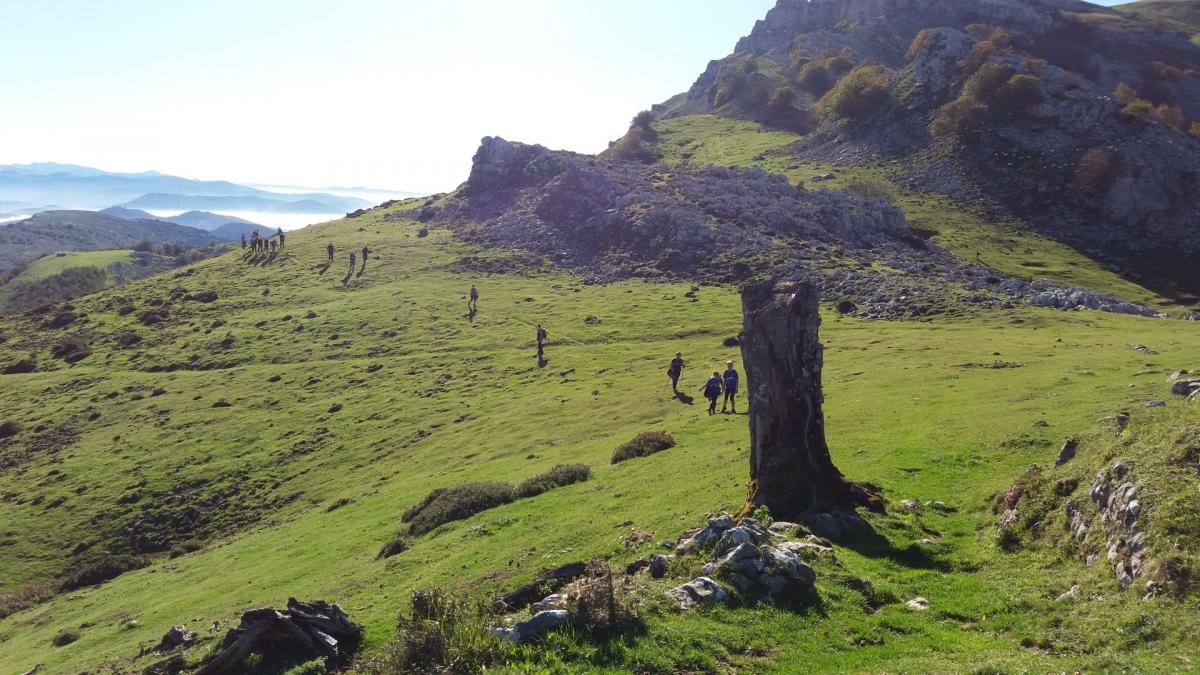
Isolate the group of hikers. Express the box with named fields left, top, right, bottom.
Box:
left=670, top=352, right=740, bottom=415
left=468, top=283, right=738, bottom=413
left=326, top=242, right=372, bottom=284
left=242, top=228, right=285, bottom=254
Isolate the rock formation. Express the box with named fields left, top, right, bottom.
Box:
left=196, top=598, right=361, bottom=674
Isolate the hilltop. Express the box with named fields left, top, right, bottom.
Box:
left=0, top=210, right=236, bottom=273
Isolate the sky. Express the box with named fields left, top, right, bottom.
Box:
left=0, top=0, right=782, bottom=193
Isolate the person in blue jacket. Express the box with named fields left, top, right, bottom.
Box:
left=701, top=371, right=723, bottom=416
left=721, top=360, right=739, bottom=414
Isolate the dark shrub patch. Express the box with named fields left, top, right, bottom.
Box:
left=722, top=336, right=740, bottom=348
left=183, top=290, right=218, bottom=303
left=52, top=630, right=81, bottom=646
left=3, top=358, right=37, bottom=375
left=168, top=540, right=204, bottom=559
left=212, top=399, right=232, bottom=408
left=51, top=341, right=93, bottom=364
left=138, top=308, right=170, bottom=325
left=44, top=311, right=77, bottom=329
left=0, top=420, right=20, bottom=439
left=115, top=332, right=143, bottom=348
left=0, top=584, right=56, bottom=620
left=516, top=464, right=591, bottom=498
left=377, top=535, right=409, bottom=559
left=59, top=553, right=149, bottom=591
left=611, top=432, right=676, bottom=464
left=326, top=497, right=353, bottom=512
left=405, top=483, right=517, bottom=536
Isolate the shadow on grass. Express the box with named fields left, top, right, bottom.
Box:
left=828, top=518, right=951, bottom=572
left=674, top=391, right=694, bottom=405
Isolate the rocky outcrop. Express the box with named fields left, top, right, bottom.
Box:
left=1088, top=462, right=1147, bottom=588
left=196, top=599, right=362, bottom=675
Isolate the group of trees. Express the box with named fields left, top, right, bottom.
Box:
left=132, top=239, right=220, bottom=265
left=930, top=60, right=1044, bottom=143
left=1113, top=82, right=1199, bottom=139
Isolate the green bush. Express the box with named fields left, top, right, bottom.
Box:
left=797, top=60, right=835, bottom=94
left=1122, top=98, right=1154, bottom=121
left=377, top=535, right=409, bottom=560
left=611, top=432, right=676, bottom=464
left=767, top=86, right=799, bottom=121
left=379, top=588, right=508, bottom=673
left=405, top=483, right=517, bottom=536
left=906, top=28, right=935, bottom=61
left=52, top=630, right=80, bottom=647
left=1190, top=121, right=1200, bottom=141
left=817, top=65, right=892, bottom=120
left=516, top=464, right=591, bottom=498
left=609, top=125, right=660, bottom=163
left=930, top=97, right=990, bottom=142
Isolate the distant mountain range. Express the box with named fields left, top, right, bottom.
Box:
left=0, top=210, right=240, bottom=273
left=0, top=163, right=385, bottom=216
left=99, top=207, right=263, bottom=239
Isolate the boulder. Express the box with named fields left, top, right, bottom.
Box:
left=1055, top=438, right=1078, bottom=467
left=906, top=597, right=930, bottom=611
left=1171, top=380, right=1200, bottom=397
left=676, top=515, right=735, bottom=554
left=667, top=577, right=729, bottom=610
left=494, top=610, right=572, bottom=643
left=648, top=555, right=669, bottom=580
left=154, top=625, right=195, bottom=653
left=195, top=598, right=362, bottom=675
left=531, top=594, right=566, bottom=613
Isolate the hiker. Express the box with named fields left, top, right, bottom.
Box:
left=348, top=251, right=356, bottom=275
left=270, top=238, right=277, bottom=254
left=240, top=233, right=246, bottom=250
left=361, top=246, right=370, bottom=272
left=326, top=242, right=335, bottom=264
left=701, top=371, right=723, bottom=416
left=667, top=352, right=685, bottom=393
left=721, top=360, right=739, bottom=414
left=277, top=228, right=285, bottom=248
left=536, top=324, right=548, bottom=358
left=468, top=285, right=479, bottom=310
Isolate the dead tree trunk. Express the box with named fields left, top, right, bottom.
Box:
left=740, top=280, right=864, bottom=520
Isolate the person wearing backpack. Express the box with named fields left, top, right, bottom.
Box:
left=721, top=360, right=739, bottom=414
left=536, top=324, right=548, bottom=358
left=469, top=285, right=479, bottom=311
left=701, top=371, right=723, bottom=416
left=326, top=242, right=335, bottom=264
left=667, top=352, right=685, bottom=393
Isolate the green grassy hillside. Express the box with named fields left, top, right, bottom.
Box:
left=14, top=250, right=137, bottom=282
left=1, top=199, right=1198, bottom=673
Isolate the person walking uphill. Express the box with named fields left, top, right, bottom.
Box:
left=468, top=285, right=479, bottom=310
left=277, top=227, right=285, bottom=249
left=721, top=360, right=739, bottom=414
left=536, top=324, right=548, bottom=359
left=667, top=352, right=685, bottom=393
left=326, top=242, right=335, bottom=264
left=701, top=371, right=723, bottom=416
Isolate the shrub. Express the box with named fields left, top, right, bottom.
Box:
left=377, top=535, right=409, bottom=560
left=0, top=584, right=56, bottom=620
left=906, top=28, right=935, bottom=62
left=845, top=176, right=895, bottom=200
left=767, top=86, right=799, bottom=120
left=930, top=97, right=990, bottom=142
left=3, top=358, right=37, bottom=375
left=995, top=74, right=1044, bottom=116
left=817, top=64, right=892, bottom=120
left=52, top=630, right=81, bottom=647
left=1122, top=98, right=1154, bottom=121
left=1154, top=103, right=1185, bottom=132
left=609, top=126, right=660, bottom=163
left=58, top=553, right=149, bottom=591
left=0, top=420, right=20, bottom=439
left=379, top=588, right=506, bottom=673
left=1191, top=122, right=1200, bottom=141
left=797, top=60, right=835, bottom=94
left=1113, top=82, right=1139, bottom=105
left=962, top=63, right=1014, bottom=104
left=1076, top=148, right=1115, bottom=194
left=1151, top=60, right=1185, bottom=80
left=132, top=240, right=155, bottom=253
left=631, top=110, right=655, bottom=130
left=611, top=431, right=676, bottom=464
left=516, top=464, right=591, bottom=498
left=565, top=559, right=646, bottom=640
left=404, top=483, right=517, bottom=536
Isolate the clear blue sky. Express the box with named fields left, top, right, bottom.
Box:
left=0, top=0, right=1127, bottom=192
left=0, top=0, right=779, bottom=192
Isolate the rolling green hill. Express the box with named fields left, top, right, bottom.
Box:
left=1, top=200, right=1198, bottom=673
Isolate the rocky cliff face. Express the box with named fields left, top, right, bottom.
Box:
left=439, top=137, right=912, bottom=283
left=657, top=0, right=1200, bottom=275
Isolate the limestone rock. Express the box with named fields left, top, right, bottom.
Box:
left=668, top=577, right=729, bottom=610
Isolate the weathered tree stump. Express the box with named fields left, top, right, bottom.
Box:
left=740, top=280, right=873, bottom=520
